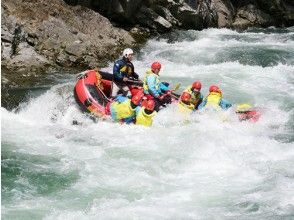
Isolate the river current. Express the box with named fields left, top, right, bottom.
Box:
left=2, top=27, right=294, bottom=220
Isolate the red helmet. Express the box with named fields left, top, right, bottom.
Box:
left=192, top=81, right=202, bottom=91
left=151, top=62, right=161, bottom=72
left=209, top=85, right=221, bottom=93
left=181, top=92, right=191, bottom=102
left=145, top=100, right=155, bottom=111
left=130, top=87, right=143, bottom=97
left=131, top=91, right=144, bottom=105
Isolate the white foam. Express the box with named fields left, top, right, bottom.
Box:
left=2, top=28, right=294, bottom=219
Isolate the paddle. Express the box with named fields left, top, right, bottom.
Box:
left=125, top=79, right=143, bottom=86
left=172, top=83, right=181, bottom=91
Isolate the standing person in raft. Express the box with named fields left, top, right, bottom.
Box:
left=198, top=85, right=232, bottom=110
left=143, top=61, right=172, bottom=112
left=179, top=81, right=204, bottom=111
left=136, top=100, right=157, bottom=127
left=108, top=91, right=144, bottom=124
left=112, top=48, right=140, bottom=96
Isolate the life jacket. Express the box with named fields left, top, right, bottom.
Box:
left=183, top=86, right=202, bottom=106
left=204, top=92, right=222, bottom=109
left=120, top=64, right=133, bottom=77
left=143, top=69, right=160, bottom=95
left=136, top=107, right=156, bottom=127
left=177, top=100, right=194, bottom=114
left=110, top=99, right=136, bottom=121
left=113, top=58, right=134, bottom=81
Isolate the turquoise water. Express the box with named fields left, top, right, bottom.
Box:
left=2, top=27, right=294, bottom=219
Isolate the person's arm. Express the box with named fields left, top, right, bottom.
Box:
left=133, top=72, right=139, bottom=80
left=159, top=82, right=169, bottom=93
left=194, top=94, right=204, bottom=110
left=113, top=60, right=125, bottom=82
left=197, top=98, right=206, bottom=110
left=127, top=62, right=139, bottom=80
left=220, top=99, right=232, bottom=110
left=147, top=76, right=160, bottom=98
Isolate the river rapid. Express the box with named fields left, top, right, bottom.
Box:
left=2, top=27, right=294, bottom=220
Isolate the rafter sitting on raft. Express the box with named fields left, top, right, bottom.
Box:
left=198, top=85, right=232, bottom=110
left=235, top=103, right=261, bottom=123
left=108, top=91, right=144, bottom=124
left=136, top=100, right=156, bottom=127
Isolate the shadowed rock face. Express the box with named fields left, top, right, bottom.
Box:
left=62, top=0, right=294, bottom=33
left=1, top=0, right=135, bottom=87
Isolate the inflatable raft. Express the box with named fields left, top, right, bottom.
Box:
left=74, top=69, right=144, bottom=118
left=74, top=70, right=114, bottom=118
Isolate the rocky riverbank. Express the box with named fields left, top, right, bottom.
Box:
left=1, top=0, right=293, bottom=90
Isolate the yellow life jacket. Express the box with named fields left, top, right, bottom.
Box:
left=110, top=99, right=136, bottom=120
left=143, top=69, right=160, bottom=94
left=120, top=65, right=133, bottom=76
left=205, top=92, right=222, bottom=109
left=236, top=103, right=252, bottom=113
left=136, top=107, right=156, bottom=127
left=177, top=101, right=194, bottom=114
left=183, top=86, right=201, bottom=106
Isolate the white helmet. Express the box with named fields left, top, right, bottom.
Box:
left=123, top=48, right=134, bottom=57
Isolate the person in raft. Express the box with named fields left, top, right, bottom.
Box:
left=198, top=85, right=232, bottom=110
left=178, top=92, right=195, bottom=114
left=135, top=99, right=157, bottom=127
left=179, top=81, right=204, bottom=112
left=235, top=103, right=261, bottom=123
left=143, top=61, right=172, bottom=112
left=112, top=48, right=140, bottom=96
left=109, top=91, right=144, bottom=124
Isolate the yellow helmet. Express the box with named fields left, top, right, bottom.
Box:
left=236, top=103, right=252, bottom=112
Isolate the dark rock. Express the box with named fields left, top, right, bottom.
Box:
left=212, top=0, right=235, bottom=28
left=135, top=6, right=172, bottom=33
left=194, top=0, right=218, bottom=28
left=152, top=5, right=180, bottom=26
left=129, top=26, right=151, bottom=43
left=1, top=0, right=135, bottom=87
left=232, top=4, right=273, bottom=29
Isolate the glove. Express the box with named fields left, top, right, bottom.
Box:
left=133, top=72, right=139, bottom=80
left=163, top=95, right=172, bottom=104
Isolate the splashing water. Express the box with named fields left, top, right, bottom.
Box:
left=2, top=27, right=294, bottom=220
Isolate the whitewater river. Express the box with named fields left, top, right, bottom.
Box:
left=2, top=28, right=294, bottom=220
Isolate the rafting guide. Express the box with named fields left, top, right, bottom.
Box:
left=112, top=48, right=140, bottom=97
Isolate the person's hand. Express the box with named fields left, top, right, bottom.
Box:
left=158, top=94, right=165, bottom=101
left=133, top=73, right=139, bottom=80
left=166, top=90, right=172, bottom=95
left=122, top=77, right=128, bottom=82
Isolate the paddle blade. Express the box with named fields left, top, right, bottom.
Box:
left=173, top=83, right=181, bottom=91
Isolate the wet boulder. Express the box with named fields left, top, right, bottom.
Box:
left=1, top=0, right=135, bottom=86
left=232, top=4, right=273, bottom=29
